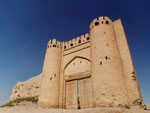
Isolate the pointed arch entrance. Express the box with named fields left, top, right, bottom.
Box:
left=63, top=56, right=93, bottom=109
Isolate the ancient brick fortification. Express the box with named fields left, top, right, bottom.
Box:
left=10, top=16, right=143, bottom=109
left=10, top=74, right=42, bottom=101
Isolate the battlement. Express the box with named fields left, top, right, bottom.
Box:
left=90, top=16, right=112, bottom=30
left=47, top=39, right=62, bottom=49
left=63, top=33, right=90, bottom=50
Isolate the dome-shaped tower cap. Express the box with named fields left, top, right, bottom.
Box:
left=98, top=16, right=104, bottom=21
left=57, top=41, right=62, bottom=47
left=48, top=40, right=52, bottom=44
left=85, top=33, right=90, bottom=37
left=104, top=16, right=112, bottom=22
left=52, top=39, right=57, bottom=44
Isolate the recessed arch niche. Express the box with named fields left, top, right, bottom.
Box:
left=64, top=56, right=91, bottom=78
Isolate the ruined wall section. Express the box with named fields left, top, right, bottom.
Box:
left=38, top=39, right=62, bottom=108
left=9, top=73, right=43, bottom=101
left=90, top=16, right=129, bottom=108
left=113, top=19, right=143, bottom=106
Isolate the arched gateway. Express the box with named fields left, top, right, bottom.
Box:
left=64, top=56, right=92, bottom=109
left=38, top=16, right=143, bottom=109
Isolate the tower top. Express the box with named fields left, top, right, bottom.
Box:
left=47, top=39, right=62, bottom=49
left=90, top=16, right=112, bottom=30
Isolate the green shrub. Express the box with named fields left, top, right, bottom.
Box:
left=0, top=96, right=38, bottom=108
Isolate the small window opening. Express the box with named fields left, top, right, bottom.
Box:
left=112, top=95, right=115, bottom=97
left=105, top=56, right=110, bottom=60
left=73, top=63, right=75, bottom=65
left=132, top=75, right=136, bottom=81
left=78, top=40, right=81, bottom=44
left=100, top=62, right=102, bottom=65
left=101, top=93, right=105, bottom=96
left=105, top=21, right=109, bottom=24
left=95, top=22, right=99, bottom=26
left=104, top=32, right=106, bottom=34
left=54, top=74, right=56, bottom=77
left=70, top=43, right=73, bottom=46
left=50, top=46, right=51, bottom=47
left=50, top=77, right=52, bottom=80
left=80, top=61, right=82, bottom=63
left=87, top=37, right=90, bottom=40
left=132, top=71, right=135, bottom=75
left=106, top=44, right=109, bottom=46
left=53, top=45, right=56, bottom=48
left=47, top=46, right=49, bottom=48
left=77, top=97, right=81, bottom=109
left=105, top=56, right=108, bottom=60
left=118, top=104, right=123, bottom=108
left=102, top=21, right=104, bottom=24
left=64, top=46, right=66, bottom=49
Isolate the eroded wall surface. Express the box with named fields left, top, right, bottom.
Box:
left=113, top=19, right=143, bottom=106
left=9, top=73, right=43, bottom=101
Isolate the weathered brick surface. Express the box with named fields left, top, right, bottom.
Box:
left=10, top=16, right=143, bottom=109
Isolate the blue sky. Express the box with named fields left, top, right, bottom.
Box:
left=0, top=0, right=150, bottom=105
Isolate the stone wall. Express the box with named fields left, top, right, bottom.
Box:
left=113, top=19, right=143, bottom=106
left=9, top=73, right=43, bottom=101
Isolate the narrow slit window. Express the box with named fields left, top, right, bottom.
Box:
left=105, top=56, right=108, bottom=60
left=100, top=62, right=102, bottom=65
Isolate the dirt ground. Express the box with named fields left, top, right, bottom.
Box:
left=0, top=102, right=149, bottom=113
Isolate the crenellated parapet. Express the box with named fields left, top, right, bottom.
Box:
left=63, top=33, right=90, bottom=50
left=47, top=39, right=62, bottom=49
left=90, top=16, right=112, bottom=30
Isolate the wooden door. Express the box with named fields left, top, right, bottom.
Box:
left=78, top=77, right=92, bottom=108
left=65, top=80, right=78, bottom=109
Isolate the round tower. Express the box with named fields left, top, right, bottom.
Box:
left=38, top=39, right=62, bottom=108
left=90, top=16, right=129, bottom=108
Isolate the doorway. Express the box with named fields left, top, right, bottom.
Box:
left=65, top=77, right=92, bottom=109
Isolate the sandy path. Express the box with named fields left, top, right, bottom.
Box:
left=0, top=107, right=150, bottom=113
